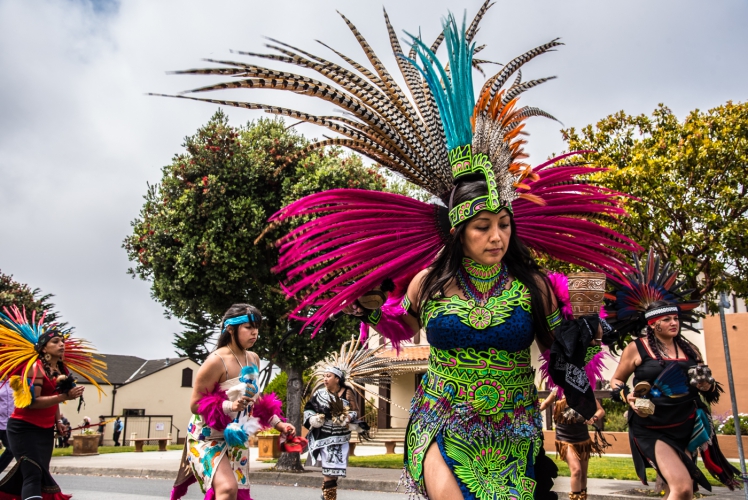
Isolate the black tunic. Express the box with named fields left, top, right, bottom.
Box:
left=627, top=338, right=706, bottom=489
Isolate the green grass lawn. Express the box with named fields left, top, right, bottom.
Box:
left=52, top=444, right=183, bottom=457
left=347, top=454, right=722, bottom=487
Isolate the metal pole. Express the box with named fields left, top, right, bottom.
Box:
left=718, top=292, right=748, bottom=497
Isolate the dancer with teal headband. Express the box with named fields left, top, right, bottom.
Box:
left=171, top=304, right=294, bottom=500
left=158, top=2, right=642, bottom=498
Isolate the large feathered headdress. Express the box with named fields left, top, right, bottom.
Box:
left=0, top=305, right=108, bottom=407
left=603, top=249, right=703, bottom=353
left=308, top=336, right=422, bottom=407
left=156, top=2, right=640, bottom=337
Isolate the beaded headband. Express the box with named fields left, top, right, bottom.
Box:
left=325, top=366, right=345, bottom=379
left=447, top=145, right=512, bottom=227
left=644, top=305, right=680, bottom=321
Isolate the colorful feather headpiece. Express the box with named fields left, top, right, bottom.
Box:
left=308, top=336, right=422, bottom=407
left=156, top=2, right=641, bottom=337
left=0, top=305, right=108, bottom=408
left=603, top=248, right=703, bottom=353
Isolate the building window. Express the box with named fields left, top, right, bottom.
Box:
left=181, top=367, right=193, bottom=388
left=123, top=408, right=145, bottom=416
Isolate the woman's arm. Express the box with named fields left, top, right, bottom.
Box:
left=400, top=269, right=428, bottom=336
left=27, top=379, right=83, bottom=410
left=586, top=398, right=605, bottom=425
left=532, top=275, right=560, bottom=353
left=538, top=387, right=558, bottom=412
left=610, top=342, right=649, bottom=418
left=190, top=355, right=229, bottom=414
left=344, top=270, right=426, bottom=348
left=345, top=388, right=360, bottom=421
left=610, top=342, right=638, bottom=390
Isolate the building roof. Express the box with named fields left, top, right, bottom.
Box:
left=80, top=354, right=190, bottom=386
left=375, top=345, right=430, bottom=361
left=124, top=357, right=190, bottom=384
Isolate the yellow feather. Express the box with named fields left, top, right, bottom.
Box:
left=9, top=375, right=32, bottom=408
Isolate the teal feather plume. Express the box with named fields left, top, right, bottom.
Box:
left=403, top=12, right=475, bottom=150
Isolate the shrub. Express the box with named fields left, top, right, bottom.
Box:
left=601, top=398, right=628, bottom=432
left=602, top=411, right=628, bottom=432
left=717, top=414, right=748, bottom=435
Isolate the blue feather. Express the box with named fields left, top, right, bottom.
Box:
left=239, top=365, right=258, bottom=383
left=402, top=11, right=475, bottom=150
left=653, top=363, right=690, bottom=397
left=224, top=421, right=248, bottom=447
left=0, top=311, right=40, bottom=344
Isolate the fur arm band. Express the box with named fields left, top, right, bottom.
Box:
left=253, top=392, right=286, bottom=430
left=359, top=293, right=414, bottom=351
left=196, top=384, right=233, bottom=431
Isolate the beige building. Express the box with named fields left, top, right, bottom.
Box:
left=76, top=355, right=199, bottom=445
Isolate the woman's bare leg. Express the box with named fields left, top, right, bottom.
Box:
left=423, top=442, right=463, bottom=500
left=580, top=456, right=590, bottom=491
left=654, top=440, right=693, bottom=500
left=565, top=447, right=583, bottom=492
left=211, top=456, right=238, bottom=500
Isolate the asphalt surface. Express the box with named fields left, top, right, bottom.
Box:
left=56, top=474, right=408, bottom=500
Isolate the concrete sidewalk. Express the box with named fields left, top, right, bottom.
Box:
left=43, top=449, right=745, bottom=499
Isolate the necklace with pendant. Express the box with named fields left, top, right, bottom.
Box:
left=456, top=257, right=510, bottom=304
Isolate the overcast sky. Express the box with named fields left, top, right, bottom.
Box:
left=1, top=0, right=746, bottom=359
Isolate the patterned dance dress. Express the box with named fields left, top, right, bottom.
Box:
left=304, top=388, right=359, bottom=477
left=184, top=374, right=254, bottom=495
left=403, top=279, right=546, bottom=500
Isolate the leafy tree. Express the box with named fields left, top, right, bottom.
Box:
left=262, top=370, right=313, bottom=418
left=173, top=313, right=216, bottom=362
left=0, top=269, right=68, bottom=329
left=124, top=111, right=387, bottom=432
left=562, top=102, right=748, bottom=306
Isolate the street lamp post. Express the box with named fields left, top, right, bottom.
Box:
left=718, top=292, right=748, bottom=499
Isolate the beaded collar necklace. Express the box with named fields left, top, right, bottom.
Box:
left=456, top=257, right=510, bottom=304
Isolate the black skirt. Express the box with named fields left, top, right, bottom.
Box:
left=628, top=397, right=710, bottom=490
left=0, top=418, right=70, bottom=500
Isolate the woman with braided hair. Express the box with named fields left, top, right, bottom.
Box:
left=303, top=368, right=359, bottom=500
left=0, top=307, right=107, bottom=500
left=605, top=251, right=740, bottom=499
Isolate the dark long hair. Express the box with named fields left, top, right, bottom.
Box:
left=645, top=300, right=703, bottom=365
left=417, top=179, right=555, bottom=347
left=216, top=303, right=263, bottom=350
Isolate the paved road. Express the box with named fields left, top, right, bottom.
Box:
left=56, top=475, right=408, bottom=500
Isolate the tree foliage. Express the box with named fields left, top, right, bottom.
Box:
left=562, top=102, right=748, bottom=305
left=0, top=269, right=68, bottom=329
left=123, top=112, right=387, bottom=430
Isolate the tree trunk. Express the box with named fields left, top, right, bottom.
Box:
left=277, top=365, right=305, bottom=472
left=276, top=451, right=304, bottom=472
left=285, top=365, right=303, bottom=437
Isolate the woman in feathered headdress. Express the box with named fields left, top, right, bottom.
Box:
left=171, top=304, right=294, bottom=500
left=304, top=364, right=358, bottom=500
left=606, top=250, right=740, bottom=497
left=304, top=337, right=422, bottom=500
left=0, top=306, right=107, bottom=500
left=158, top=3, right=640, bottom=498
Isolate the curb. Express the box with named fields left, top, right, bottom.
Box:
left=253, top=469, right=399, bottom=492
left=52, top=466, right=175, bottom=480
left=48, top=467, right=681, bottom=499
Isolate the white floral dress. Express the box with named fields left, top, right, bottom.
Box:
left=186, top=375, right=253, bottom=493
